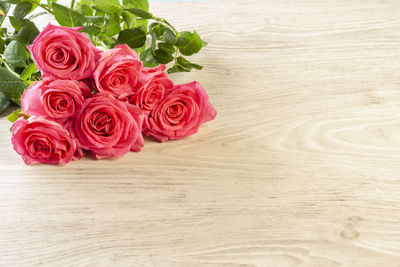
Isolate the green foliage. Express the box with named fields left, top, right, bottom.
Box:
left=0, top=39, right=4, bottom=54
left=4, top=40, right=28, bottom=67
left=103, top=14, right=121, bottom=37
left=150, top=23, right=165, bottom=37
left=140, top=48, right=157, bottom=67
left=168, top=56, right=203, bottom=74
left=81, top=25, right=101, bottom=35
left=0, top=2, right=11, bottom=15
left=158, top=42, right=175, bottom=54
left=125, top=8, right=152, bottom=19
left=52, top=3, right=84, bottom=27
left=164, top=28, right=176, bottom=45
left=123, top=0, right=149, bottom=11
left=0, top=91, right=10, bottom=114
left=117, top=27, right=146, bottom=48
left=1, top=0, right=22, bottom=5
left=177, top=31, right=204, bottom=56
left=80, top=4, right=93, bottom=16
left=13, top=2, right=34, bottom=21
left=0, top=68, right=26, bottom=105
left=152, top=49, right=173, bottom=64
left=84, top=15, right=104, bottom=24
left=93, top=0, right=121, bottom=14
left=8, top=16, right=26, bottom=31
left=0, top=0, right=207, bottom=114
left=15, top=21, right=39, bottom=45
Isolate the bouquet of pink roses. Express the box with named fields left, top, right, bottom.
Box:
left=11, top=24, right=216, bottom=165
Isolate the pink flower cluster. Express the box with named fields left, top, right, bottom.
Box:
left=11, top=24, right=217, bottom=165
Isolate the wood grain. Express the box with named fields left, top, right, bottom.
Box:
left=2, top=0, right=400, bottom=265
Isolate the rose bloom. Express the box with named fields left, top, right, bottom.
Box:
left=28, top=24, right=100, bottom=80
left=21, top=78, right=85, bottom=121
left=72, top=94, right=144, bottom=159
left=145, top=81, right=217, bottom=142
left=130, top=64, right=173, bottom=117
left=93, top=44, right=142, bottom=98
left=12, top=117, right=78, bottom=165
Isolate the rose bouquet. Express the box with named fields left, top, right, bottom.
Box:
left=0, top=1, right=216, bottom=165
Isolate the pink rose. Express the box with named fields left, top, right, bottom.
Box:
left=28, top=24, right=100, bottom=80
left=145, top=81, right=217, bottom=142
left=11, top=117, right=77, bottom=165
left=21, top=79, right=85, bottom=121
left=93, top=44, right=142, bottom=98
left=72, top=94, right=144, bottom=159
left=129, top=64, right=173, bottom=116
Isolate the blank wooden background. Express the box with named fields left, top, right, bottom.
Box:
left=2, top=0, right=400, bottom=265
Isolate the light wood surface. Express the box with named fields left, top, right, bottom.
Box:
left=2, top=0, right=400, bottom=265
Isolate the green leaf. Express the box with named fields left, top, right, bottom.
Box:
left=134, top=45, right=145, bottom=54
left=94, top=9, right=105, bottom=17
left=0, top=2, right=11, bottom=15
left=84, top=15, right=104, bottom=24
left=80, top=4, right=93, bottom=16
left=20, top=63, right=37, bottom=80
left=16, top=21, right=39, bottom=45
left=134, top=17, right=147, bottom=32
left=158, top=42, right=175, bottom=54
left=121, top=10, right=134, bottom=28
left=150, top=22, right=165, bottom=38
left=0, top=27, right=7, bottom=38
left=77, top=0, right=92, bottom=6
left=8, top=16, right=26, bottom=31
left=52, top=3, right=85, bottom=27
left=177, top=31, right=203, bottom=56
left=0, top=38, right=4, bottom=53
left=0, top=92, right=10, bottom=114
left=4, top=40, right=28, bottom=68
left=13, top=2, right=33, bottom=21
left=168, top=56, right=203, bottom=74
left=177, top=56, right=202, bottom=69
left=0, top=0, right=21, bottom=4
left=152, top=49, right=174, bottom=64
left=123, top=0, right=149, bottom=11
left=140, top=48, right=158, bottom=67
left=125, top=8, right=153, bottom=19
left=0, top=14, right=4, bottom=27
left=116, top=27, right=146, bottom=48
left=103, top=14, right=120, bottom=37
left=81, top=25, right=101, bottom=35
left=7, top=109, right=21, bottom=123
left=164, top=28, right=176, bottom=45
left=97, top=33, right=115, bottom=48
left=0, top=2, right=10, bottom=26
left=0, top=68, right=26, bottom=104
left=167, top=65, right=184, bottom=74
left=93, top=0, right=121, bottom=14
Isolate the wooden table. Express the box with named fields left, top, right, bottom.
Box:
left=2, top=0, right=400, bottom=265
